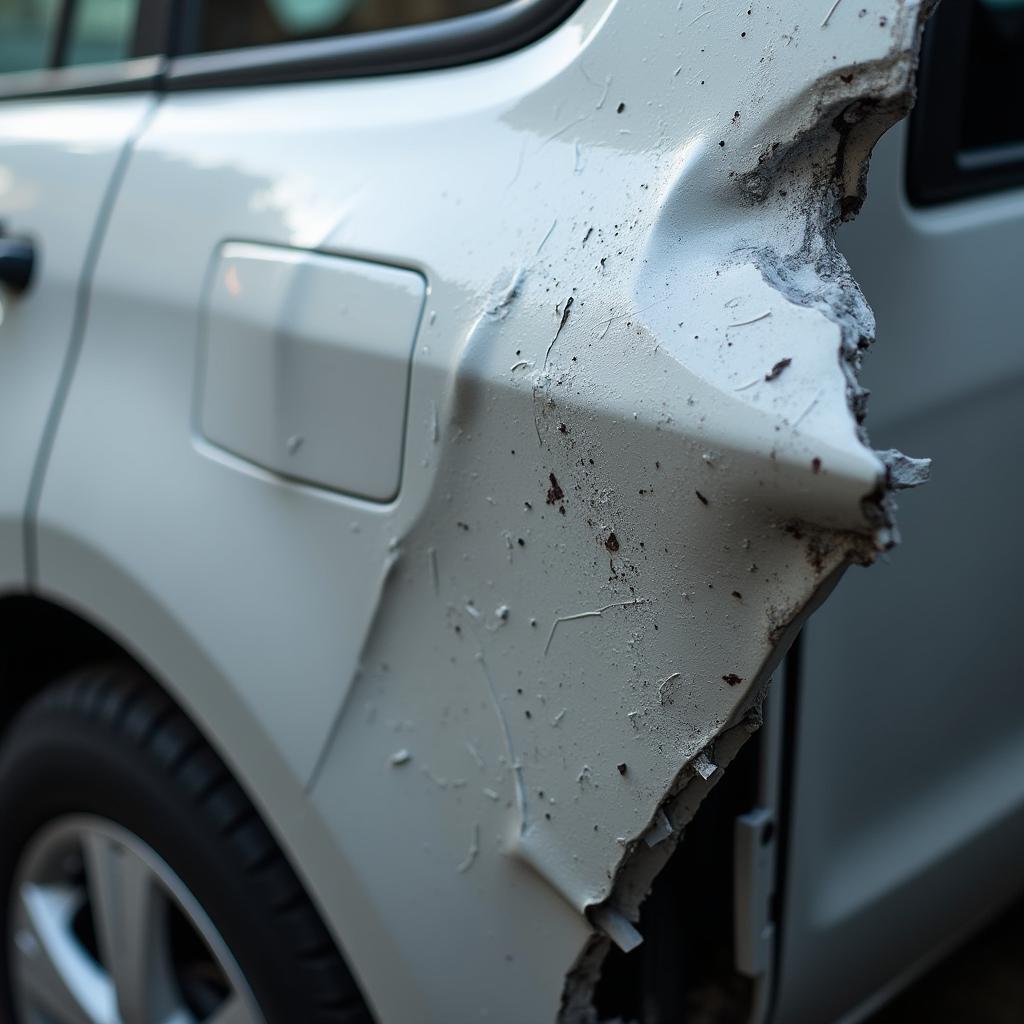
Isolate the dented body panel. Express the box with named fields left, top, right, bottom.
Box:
left=31, top=1, right=931, bottom=1021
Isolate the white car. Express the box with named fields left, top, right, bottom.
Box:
left=0, top=0, right=1019, bottom=1021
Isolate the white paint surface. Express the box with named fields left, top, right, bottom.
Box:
left=30, top=1, right=933, bottom=1020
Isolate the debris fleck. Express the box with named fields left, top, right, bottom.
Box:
left=643, top=808, right=673, bottom=848
left=728, top=310, right=772, bottom=328
left=722, top=673, right=743, bottom=686
left=428, top=547, right=439, bottom=595
left=456, top=824, right=480, bottom=873
left=551, top=707, right=567, bottom=726
left=695, top=490, right=709, bottom=506
left=465, top=740, right=485, bottom=770
left=605, top=532, right=620, bottom=553
left=616, top=762, right=628, bottom=776
left=765, top=357, right=792, bottom=381
left=692, top=751, right=717, bottom=781
left=390, top=749, right=412, bottom=766
left=592, top=905, right=643, bottom=954
left=545, top=295, right=574, bottom=366
left=822, top=0, right=843, bottom=26
left=546, top=473, right=565, bottom=504
left=657, top=672, right=682, bottom=703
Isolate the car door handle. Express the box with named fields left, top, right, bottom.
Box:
left=0, top=238, right=35, bottom=294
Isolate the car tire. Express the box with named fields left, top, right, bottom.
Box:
left=0, top=662, right=371, bottom=1024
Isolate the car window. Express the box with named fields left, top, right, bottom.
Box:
left=0, top=0, right=61, bottom=73
left=960, top=0, right=1024, bottom=154
left=907, top=0, right=1024, bottom=204
left=187, top=0, right=512, bottom=54
left=65, top=0, right=140, bottom=66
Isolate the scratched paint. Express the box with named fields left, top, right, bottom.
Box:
left=292, top=2, right=937, bottom=1020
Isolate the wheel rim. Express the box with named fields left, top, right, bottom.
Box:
left=8, top=815, right=265, bottom=1024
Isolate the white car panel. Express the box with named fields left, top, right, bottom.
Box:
left=31, top=1, right=933, bottom=1021
left=0, top=96, right=152, bottom=584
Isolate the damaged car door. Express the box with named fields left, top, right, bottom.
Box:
left=33, top=0, right=934, bottom=1021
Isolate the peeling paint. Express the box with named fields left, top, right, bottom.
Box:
left=289, top=1, right=938, bottom=1019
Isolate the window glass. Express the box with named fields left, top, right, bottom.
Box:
left=0, top=0, right=61, bottom=73
left=190, top=0, right=511, bottom=54
left=961, top=0, right=1024, bottom=152
left=65, top=0, right=139, bottom=66
left=907, top=0, right=1024, bottom=204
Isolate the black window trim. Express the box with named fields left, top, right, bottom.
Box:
left=0, top=0, right=583, bottom=100
left=164, top=0, right=581, bottom=89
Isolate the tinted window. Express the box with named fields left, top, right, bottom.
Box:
left=187, top=0, right=511, bottom=54
left=65, top=0, right=139, bottom=65
left=0, top=0, right=61, bottom=73
left=907, top=0, right=1024, bottom=204
left=960, top=0, right=1024, bottom=153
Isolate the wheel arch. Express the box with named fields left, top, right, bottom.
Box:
left=0, top=583, right=405, bottom=1023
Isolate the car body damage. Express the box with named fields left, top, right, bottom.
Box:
left=312, top=2, right=934, bottom=1019
left=302, top=4, right=931, bottom=1019
left=26, top=0, right=934, bottom=1020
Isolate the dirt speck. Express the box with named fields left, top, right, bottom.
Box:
left=722, top=673, right=743, bottom=687
left=765, top=357, right=792, bottom=382
left=546, top=473, right=565, bottom=504
left=605, top=532, right=620, bottom=553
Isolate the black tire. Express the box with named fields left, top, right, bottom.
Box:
left=0, top=662, right=372, bottom=1024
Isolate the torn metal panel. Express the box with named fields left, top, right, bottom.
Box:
left=301, top=3, right=935, bottom=1020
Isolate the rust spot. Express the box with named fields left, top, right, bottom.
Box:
left=546, top=473, right=565, bottom=505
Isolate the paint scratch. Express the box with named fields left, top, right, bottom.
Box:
left=545, top=598, right=648, bottom=655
